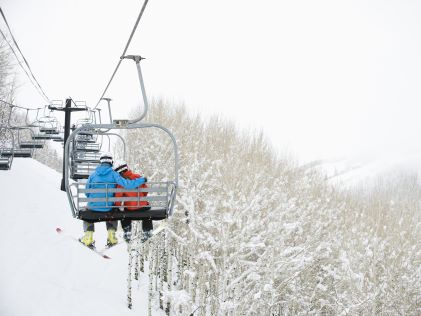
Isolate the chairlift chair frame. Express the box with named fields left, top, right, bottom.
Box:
left=37, top=115, right=61, bottom=134
left=0, top=126, right=14, bottom=170
left=0, top=127, right=35, bottom=158
left=64, top=54, right=178, bottom=223
left=70, top=132, right=126, bottom=180
left=16, top=126, right=45, bottom=149
left=65, top=122, right=178, bottom=222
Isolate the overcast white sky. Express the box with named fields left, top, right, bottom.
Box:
left=2, top=0, right=421, bottom=163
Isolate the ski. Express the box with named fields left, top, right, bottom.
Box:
left=55, top=227, right=111, bottom=259
left=56, top=222, right=168, bottom=257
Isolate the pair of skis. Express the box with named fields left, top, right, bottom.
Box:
left=56, top=222, right=168, bottom=259
left=55, top=227, right=113, bottom=259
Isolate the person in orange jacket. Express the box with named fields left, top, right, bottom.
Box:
left=114, top=160, right=153, bottom=242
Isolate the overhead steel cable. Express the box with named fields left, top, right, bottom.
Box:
left=93, top=0, right=149, bottom=110
left=0, top=99, right=42, bottom=111
left=0, top=28, right=43, bottom=101
left=0, top=7, right=50, bottom=103
left=0, top=99, right=15, bottom=107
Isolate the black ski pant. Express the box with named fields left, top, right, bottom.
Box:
left=83, top=220, right=117, bottom=232
left=121, top=208, right=153, bottom=234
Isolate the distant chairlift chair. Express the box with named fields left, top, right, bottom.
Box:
left=0, top=126, right=14, bottom=170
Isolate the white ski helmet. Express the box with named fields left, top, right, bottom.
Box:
left=99, top=152, right=113, bottom=164
left=114, top=160, right=128, bottom=173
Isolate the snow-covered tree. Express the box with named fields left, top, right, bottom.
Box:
left=119, top=99, right=420, bottom=315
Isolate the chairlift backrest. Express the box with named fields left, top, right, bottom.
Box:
left=69, top=130, right=125, bottom=180
left=70, top=181, right=175, bottom=221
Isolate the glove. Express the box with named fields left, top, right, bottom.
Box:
left=143, top=177, right=148, bottom=183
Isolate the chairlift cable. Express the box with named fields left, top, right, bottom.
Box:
left=0, top=7, right=50, bottom=103
left=93, top=0, right=150, bottom=110
left=0, top=99, right=42, bottom=112
left=0, top=99, right=16, bottom=108
left=0, top=28, right=44, bottom=102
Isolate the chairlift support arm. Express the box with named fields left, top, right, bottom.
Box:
left=121, top=55, right=148, bottom=124
left=100, top=98, right=113, bottom=124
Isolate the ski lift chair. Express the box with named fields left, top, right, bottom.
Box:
left=70, top=133, right=125, bottom=180
left=17, top=107, right=43, bottom=128
left=1, top=106, right=36, bottom=157
left=65, top=124, right=178, bottom=223
left=38, top=115, right=61, bottom=134
left=32, top=115, right=63, bottom=141
left=32, top=133, right=64, bottom=141
left=0, top=155, right=12, bottom=170
left=0, top=126, right=14, bottom=170
left=0, top=128, right=34, bottom=158
left=18, top=127, right=44, bottom=149
left=64, top=54, right=179, bottom=223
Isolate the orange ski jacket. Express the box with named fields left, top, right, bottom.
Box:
left=115, top=170, right=149, bottom=210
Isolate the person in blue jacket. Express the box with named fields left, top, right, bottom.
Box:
left=79, top=152, right=147, bottom=247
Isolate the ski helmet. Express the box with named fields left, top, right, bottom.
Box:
left=114, top=160, right=128, bottom=173
left=99, top=152, right=113, bottom=164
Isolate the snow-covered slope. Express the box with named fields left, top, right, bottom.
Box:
left=0, top=158, right=162, bottom=315
left=312, top=153, right=421, bottom=186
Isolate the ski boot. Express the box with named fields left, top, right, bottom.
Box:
left=141, top=230, right=153, bottom=243
left=106, top=228, right=118, bottom=248
left=79, top=231, right=95, bottom=248
left=123, top=231, right=132, bottom=243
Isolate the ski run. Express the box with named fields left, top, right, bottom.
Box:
left=0, top=159, right=165, bottom=316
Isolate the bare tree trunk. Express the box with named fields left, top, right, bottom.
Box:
left=127, top=244, right=134, bottom=309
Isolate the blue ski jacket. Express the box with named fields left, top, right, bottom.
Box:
left=85, top=163, right=146, bottom=212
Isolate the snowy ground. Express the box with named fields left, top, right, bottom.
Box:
left=307, top=153, right=421, bottom=187
left=0, top=158, right=164, bottom=316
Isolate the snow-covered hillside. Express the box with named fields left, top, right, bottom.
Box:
left=310, top=154, right=421, bottom=186
left=0, top=158, right=163, bottom=316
